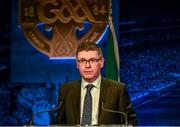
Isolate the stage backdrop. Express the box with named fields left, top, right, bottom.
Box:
left=11, top=0, right=119, bottom=87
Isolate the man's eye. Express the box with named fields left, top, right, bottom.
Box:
left=90, top=59, right=96, bottom=63
left=80, top=59, right=86, bottom=63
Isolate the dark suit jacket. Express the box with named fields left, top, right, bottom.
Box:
left=55, top=77, right=137, bottom=126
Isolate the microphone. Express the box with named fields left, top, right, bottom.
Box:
left=102, top=102, right=128, bottom=126
left=29, top=84, right=69, bottom=126
left=29, top=101, right=63, bottom=126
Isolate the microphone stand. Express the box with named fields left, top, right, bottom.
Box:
left=29, top=101, right=63, bottom=126
left=102, top=102, right=128, bottom=127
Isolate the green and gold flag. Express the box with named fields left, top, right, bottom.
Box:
left=105, top=19, right=120, bottom=81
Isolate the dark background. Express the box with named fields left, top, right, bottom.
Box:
left=0, top=0, right=179, bottom=125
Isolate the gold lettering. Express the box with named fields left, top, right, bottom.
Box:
left=93, top=5, right=106, bottom=16
left=29, top=6, right=35, bottom=17
left=24, top=8, right=28, bottom=17
left=37, top=0, right=96, bottom=24
left=85, top=32, right=99, bottom=42
left=28, top=31, right=45, bottom=48
left=37, top=0, right=58, bottom=24
left=24, top=6, right=35, bottom=17
left=100, top=5, right=106, bottom=15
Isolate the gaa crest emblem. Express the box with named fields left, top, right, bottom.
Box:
left=19, top=0, right=110, bottom=58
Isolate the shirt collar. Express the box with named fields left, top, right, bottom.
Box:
left=81, top=75, right=101, bottom=89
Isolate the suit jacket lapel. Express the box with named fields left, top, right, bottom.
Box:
left=98, top=78, right=108, bottom=124
left=71, top=80, right=81, bottom=124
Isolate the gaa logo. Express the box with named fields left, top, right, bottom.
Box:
left=19, top=0, right=110, bottom=58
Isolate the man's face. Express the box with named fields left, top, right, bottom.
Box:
left=76, top=50, right=104, bottom=83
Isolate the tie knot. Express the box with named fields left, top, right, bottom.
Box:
left=86, top=84, right=94, bottom=92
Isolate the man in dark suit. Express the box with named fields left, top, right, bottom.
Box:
left=56, top=42, right=137, bottom=126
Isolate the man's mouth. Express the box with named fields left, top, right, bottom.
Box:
left=84, top=71, right=92, bottom=74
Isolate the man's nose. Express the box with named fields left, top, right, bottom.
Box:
left=85, top=61, right=91, bottom=67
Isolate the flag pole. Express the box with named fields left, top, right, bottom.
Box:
left=108, top=0, right=120, bottom=81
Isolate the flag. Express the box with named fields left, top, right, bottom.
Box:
left=105, top=19, right=120, bottom=82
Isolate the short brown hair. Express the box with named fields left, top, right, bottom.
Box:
left=76, top=42, right=103, bottom=57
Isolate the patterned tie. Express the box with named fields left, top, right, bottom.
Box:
left=81, top=84, right=94, bottom=126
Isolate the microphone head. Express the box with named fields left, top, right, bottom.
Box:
left=101, top=97, right=105, bottom=103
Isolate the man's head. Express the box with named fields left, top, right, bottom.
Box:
left=76, top=42, right=104, bottom=83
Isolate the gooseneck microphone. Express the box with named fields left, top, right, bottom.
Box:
left=29, top=101, right=63, bottom=125
left=102, top=102, right=128, bottom=126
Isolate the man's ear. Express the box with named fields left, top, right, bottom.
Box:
left=100, top=57, right=105, bottom=68
left=76, top=60, right=79, bottom=69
